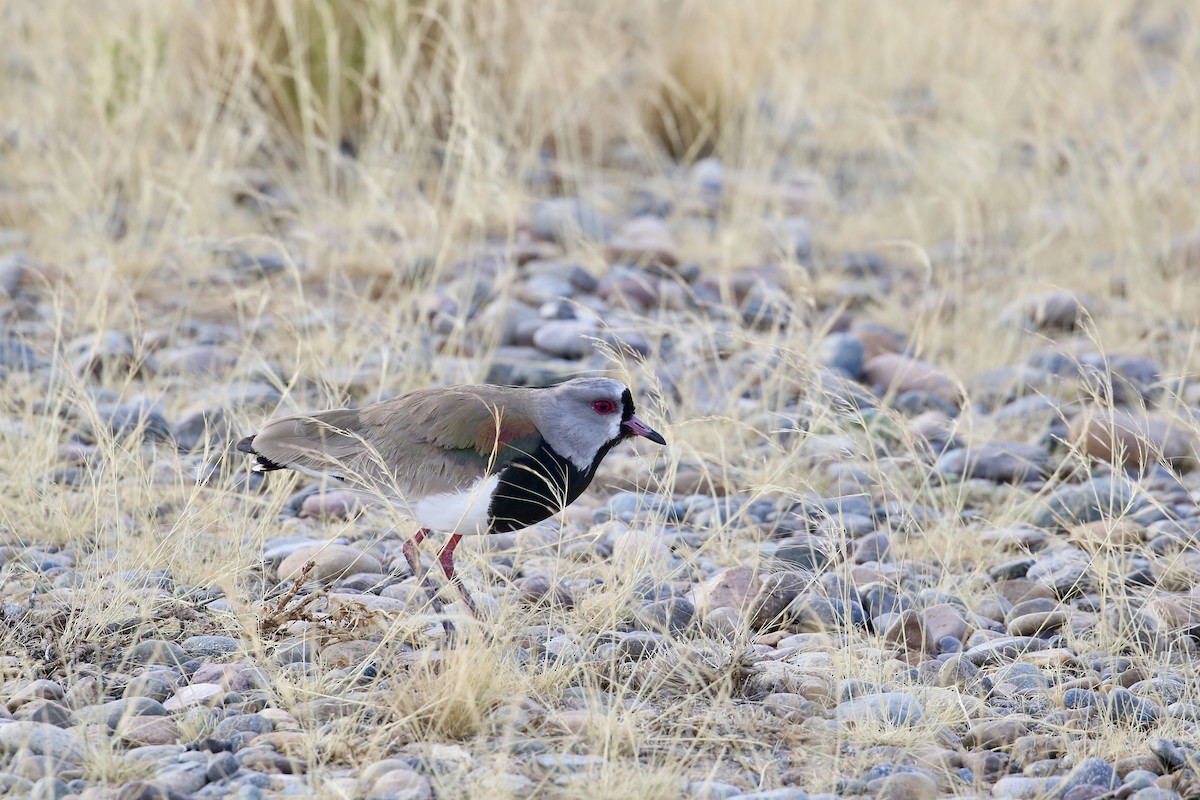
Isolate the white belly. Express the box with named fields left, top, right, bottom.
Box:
left=411, top=474, right=499, bottom=535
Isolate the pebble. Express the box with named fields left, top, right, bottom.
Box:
left=0, top=722, right=85, bottom=762
left=936, top=442, right=1049, bottom=484
left=875, top=772, right=938, bottom=800
left=276, top=545, right=382, bottom=582
left=835, top=693, right=924, bottom=727
left=862, top=353, right=960, bottom=405
left=1068, top=408, right=1196, bottom=472
left=6, top=105, right=1200, bottom=800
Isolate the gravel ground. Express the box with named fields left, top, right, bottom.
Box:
left=3, top=161, right=1200, bottom=800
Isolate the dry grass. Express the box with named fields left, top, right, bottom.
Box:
left=3, top=0, right=1200, bottom=796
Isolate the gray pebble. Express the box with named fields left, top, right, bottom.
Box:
left=835, top=692, right=924, bottom=727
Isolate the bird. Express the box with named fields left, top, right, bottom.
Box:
left=236, top=376, right=666, bottom=618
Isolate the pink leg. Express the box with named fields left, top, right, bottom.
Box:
left=401, top=528, right=429, bottom=578
left=437, top=534, right=480, bottom=618
left=401, top=527, right=447, bottom=618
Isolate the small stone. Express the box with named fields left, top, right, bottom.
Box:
left=206, top=751, right=240, bottom=781
left=749, top=572, right=809, bottom=631
left=116, top=715, right=179, bottom=747
left=936, top=442, right=1049, bottom=484
left=963, top=636, right=1050, bottom=666
left=1029, top=476, right=1147, bottom=530
left=1068, top=408, right=1196, bottom=472
left=633, top=597, right=694, bottom=635
left=0, top=722, right=85, bottom=762
left=964, top=719, right=1028, bottom=749
left=1105, top=688, right=1162, bottom=729
left=5, top=680, right=64, bottom=709
left=181, top=636, right=242, bottom=658
left=531, top=319, right=598, bottom=359
left=163, top=683, right=223, bottom=711
left=772, top=536, right=833, bottom=571
left=300, top=491, right=362, bottom=520
left=320, top=639, right=379, bottom=669
left=883, top=610, right=933, bottom=664
left=1068, top=519, right=1147, bottom=552
left=606, top=215, right=678, bottom=268
left=517, top=575, right=575, bottom=609
left=276, top=545, right=382, bottom=583
left=992, top=776, right=1052, bottom=798
left=691, top=567, right=762, bottom=617
left=531, top=198, right=611, bottom=244
left=862, top=353, right=960, bottom=405
left=71, top=697, right=168, bottom=730
left=835, top=692, right=924, bottom=727
left=1053, top=757, right=1118, bottom=798
left=818, top=333, right=866, bottom=380
left=1007, top=607, right=1068, bottom=635
left=368, top=767, right=432, bottom=800
left=130, top=640, right=189, bottom=668
left=1001, top=291, right=1093, bottom=332
left=876, top=772, right=938, bottom=800
left=924, top=604, right=971, bottom=646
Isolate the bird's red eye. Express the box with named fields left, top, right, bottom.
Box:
left=592, top=399, right=616, bottom=414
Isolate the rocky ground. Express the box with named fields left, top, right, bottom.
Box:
left=3, top=161, right=1200, bottom=800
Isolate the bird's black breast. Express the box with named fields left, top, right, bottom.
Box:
left=487, top=440, right=614, bottom=533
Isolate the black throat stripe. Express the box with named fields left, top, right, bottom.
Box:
left=487, top=438, right=620, bottom=533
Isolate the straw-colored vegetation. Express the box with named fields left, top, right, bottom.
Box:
left=2, top=1, right=1200, bottom=797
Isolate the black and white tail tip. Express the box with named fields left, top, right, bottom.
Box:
left=237, top=436, right=284, bottom=473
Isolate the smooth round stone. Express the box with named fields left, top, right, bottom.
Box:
left=276, top=545, right=382, bottom=583
left=964, top=719, right=1028, bottom=749
left=30, top=776, right=70, bottom=800
left=1105, top=688, right=1162, bottom=728
left=369, top=767, right=436, bottom=800
left=1052, top=757, right=1118, bottom=797
left=130, top=640, right=189, bottom=668
left=163, top=684, right=223, bottom=711
left=785, top=594, right=858, bottom=632
left=862, top=353, right=959, bottom=405
left=874, top=771, right=937, bottom=800
left=988, top=662, right=1046, bottom=695
left=1029, top=476, right=1148, bottom=530
left=1000, top=290, right=1092, bottom=332
left=5, top=679, right=64, bottom=707
left=13, top=699, right=71, bottom=727
left=771, top=536, right=832, bottom=571
left=680, top=780, right=743, bottom=800
left=606, top=215, right=679, bottom=268
left=852, top=532, right=890, bottom=564
left=633, top=597, right=694, bottom=635
left=727, top=790, right=810, bottom=800
left=517, top=575, right=574, bottom=609
left=0, top=722, right=85, bottom=763
left=963, top=636, right=1050, bottom=666
left=835, top=692, right=924, bottom=727
left=1068, top=408, right=1196, bottom=472
left=182, top=636, right=242, bottom=658
left=300, top=491, right=361, bottom=520
left=923, top=604, right=970, bottom=644
left=993, top=776, right=1051, bottom=798
left=206, top=751, right=240, bottom=781
left=1122, top=771, right=1160, bottom=791
left=531, top=198, right=610, bottom=243
left=1025, top=549, right=1092, bottom=596
left=936, top=442, right=1049, bottom=484
left=71, top=697, right=168, bottom=730
left=818, top=333, right=865, bottom=380
left=273, top=639, right=317, bottom=666
left=116, top=714, right=179, bottom=747
left=1007, top=610, right=1069, bottom=636
left=1062, top=688, right=1101, bottom=709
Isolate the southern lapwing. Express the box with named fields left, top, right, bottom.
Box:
left=237, top=377, right=666, bottom=618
